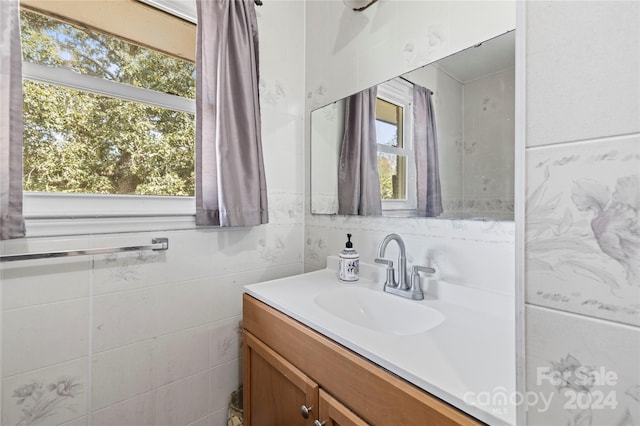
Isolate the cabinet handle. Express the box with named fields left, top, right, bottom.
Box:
left=313, top=421, right=327, bottom=426
left=300, top=405, right=313, bottom=419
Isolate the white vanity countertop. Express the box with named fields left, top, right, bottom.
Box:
left=244, top=257, right=516, bottom=425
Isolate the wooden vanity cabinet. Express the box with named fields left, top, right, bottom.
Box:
left=243, top=294, right=482, bottom=426
left=244, top=332, right=318, bottom=426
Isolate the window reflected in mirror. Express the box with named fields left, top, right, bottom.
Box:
left=376, top=98, right=405, bottom=201
left=375, top=80, right=416, bottom=213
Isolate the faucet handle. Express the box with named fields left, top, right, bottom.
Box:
left=374, top=258, right=393, bottom=268
left=412, top=265, right=435, bottom=275
left=408, top=265, right=435, bottom=300
left=375, top=258, right=398, bottom=289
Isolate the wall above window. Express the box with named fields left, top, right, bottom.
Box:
left=21, top=0, right=196, bottom=61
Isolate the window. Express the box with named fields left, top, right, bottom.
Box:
left=19, top=4, right=197, bottom=231
left=376, top=79, right=416, bottom=214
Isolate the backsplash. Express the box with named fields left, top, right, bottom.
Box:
left=306, top=214, right=515, bottom=296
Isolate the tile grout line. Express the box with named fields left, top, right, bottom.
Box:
left=2, top=295, right=92, bottom=313
left=208, top=309, right=212, bottom=421
left=525, top=131, right=640, bottom=151
left=0, top=354, right=89, bottom=381
left=1, top=264, right=4, bottom=423
left=525, top=302, right=640, bottom=331
left=87, top=256, right=94, bottom=426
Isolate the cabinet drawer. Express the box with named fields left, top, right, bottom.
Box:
left=244, top=331, right=318, bottom=426
left=243, top=294, right=482, bottom=426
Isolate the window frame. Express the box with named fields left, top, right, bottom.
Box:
left=19, top=2, right=198, bottom=236
left=376, top=78, right=417, bottom=216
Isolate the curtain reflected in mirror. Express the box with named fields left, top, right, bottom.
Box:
left=337, top=87, right=382, bottom=216
left=413, top=86, right=443, bottom=218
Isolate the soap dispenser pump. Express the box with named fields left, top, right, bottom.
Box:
left=338, top=233, right=359, bottom=282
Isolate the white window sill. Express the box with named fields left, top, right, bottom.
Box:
left=24, top=215, right=197, bottom=237
left=381, top=209, right=417, bottom=218
left=382, top=199, right=417, bottom=217
left=24, top=192, right=198, bottom=237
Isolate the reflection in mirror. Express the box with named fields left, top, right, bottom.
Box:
left=311, top=31, right=515, bottom=221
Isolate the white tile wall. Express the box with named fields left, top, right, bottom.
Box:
left=61, top=417, right=90, bottom=426
left=92, top=340, right=156, bottom=412
left=526, top=305, right=640, bottom=425
left=92, top=287, right=155, bottom=352
left=92, top=391, right=156, bottom=426
left=154, top=326, right=210, bottom=388
left=210, top=359, right=241, bottom=414
left=155, top=280, right=213, bottom=335
left=155, top=372, right=209, bottom=426
left=209, top=317, right=242, bottom=369
left=0, top=186, right=303, bottom=419
left=208, top=409, right=227, bottom=426
left=2, top=257, right=91, bottom=309
left=525, top=1, right=640, bottom=147
left=524, top=1, right=640, bottom=425
left=2, top=299, right=89, bottom=377
left=186, top=415, right=211, bottom=426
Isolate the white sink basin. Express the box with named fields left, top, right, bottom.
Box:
left=314, top=286, right=444, bottom=336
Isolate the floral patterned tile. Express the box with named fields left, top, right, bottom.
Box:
left=2, top=358, right=87, bottom=426
left=526, top=305, right=640, bottom=426
left=526, top=134, right=640, bottom=326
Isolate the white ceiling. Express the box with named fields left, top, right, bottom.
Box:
left=434, top=31, right=515, bottom=83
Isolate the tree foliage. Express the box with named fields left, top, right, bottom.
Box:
left=378, top=154, right=396, bottom=200
left=21, top=9, right=195, bottom=196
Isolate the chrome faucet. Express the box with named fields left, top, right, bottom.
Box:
left=374, top=233, right=435, bottom=300
left=376, top=233, right=409, bottom=290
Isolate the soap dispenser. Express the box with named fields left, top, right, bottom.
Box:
left=338, top=233, right=359, bottom=282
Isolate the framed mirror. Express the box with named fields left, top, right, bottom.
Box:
left=310, top=30, right=515, bottom=221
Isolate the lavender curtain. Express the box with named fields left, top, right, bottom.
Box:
left=338, top=87, right=382, bottom=216
left=195, top=0, right=268, bottom=227
left=414, top=85, right=443, bottom=217
left=0, top=0, right=25, bottom=240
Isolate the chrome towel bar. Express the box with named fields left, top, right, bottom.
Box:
left=0, top=238, right=169, bottom=262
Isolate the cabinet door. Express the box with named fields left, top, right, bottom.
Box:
left=244, top=331, right=319, bottom=426
left=315, top=390, right=369, bottom=426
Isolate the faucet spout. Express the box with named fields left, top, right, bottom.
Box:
left=376, top=233, right=434, bottom=301
left=377, top=233, right=408, bottom=290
